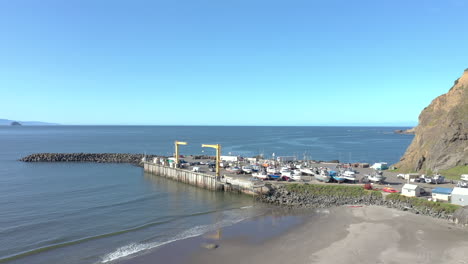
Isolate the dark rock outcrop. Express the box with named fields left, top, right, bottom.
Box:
left=453, top=206, right=468, bottom=226
left=395, top=69, right=468, bottom=172
left=259, top=185, right=456, bottom=220
left=394, top=128, right=415, bottom=134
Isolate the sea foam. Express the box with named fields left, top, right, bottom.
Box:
left=101, top=209, right=251, bottom=263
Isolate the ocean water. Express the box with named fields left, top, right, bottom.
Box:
left=0, top=126, right=413, bottom=263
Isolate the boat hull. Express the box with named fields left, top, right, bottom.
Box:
left=314, top=174, right=331, bottom=182
left=252, top=173, right=268, bottom=179
left=332, top=176, right=346, bottom=183
left=268, top=174, right=281, bottom=179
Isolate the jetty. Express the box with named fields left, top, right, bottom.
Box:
left=20, top=153, right=158, bottom=165
left=20, top=152, right=267, bottom=195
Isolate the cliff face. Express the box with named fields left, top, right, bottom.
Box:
left=395, top=69, right=468, bottom=172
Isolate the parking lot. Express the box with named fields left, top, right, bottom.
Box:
left=173, top=156, right=459, bottom=195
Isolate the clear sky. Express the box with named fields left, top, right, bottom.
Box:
left=1, top=0, right=467, bottom=126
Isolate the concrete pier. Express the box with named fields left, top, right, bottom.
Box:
left=143, top=162, right=268, bottom=195
left=143, top=162, right=224, bottom=191
left=20, top=153, right=269, bottom=195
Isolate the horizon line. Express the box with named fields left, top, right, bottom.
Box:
left=4, top=124, right=417, bottom=127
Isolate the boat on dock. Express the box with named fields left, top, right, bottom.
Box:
left=314, top=169, right=332, bottom=182
left=252, top=171, right=268, bottom=179
left=267, top=167, right=279, bottom=174
left=251, top=165, right=260, bottom=172
left=268, top=174, right=281, bottom=179
left=279, top=167, right=292, bottom=176
left=340, top=169, right=356, bottom=182
left=300, top=167, right=315, bottom=175
left=329, top=170, right=346, bottom=183
left=242, top=165, right=253, bottom=174
left=364, top=172, right=386, bottom=183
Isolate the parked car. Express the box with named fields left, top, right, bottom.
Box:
left=382, top=187, right=399, bottom=193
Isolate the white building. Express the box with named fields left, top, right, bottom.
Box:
left=431, top=187, right=453, bottom=202
left=221, top=156, right=239, bottom=162
left=451, top=187, right=468, bottom=206
left=401, top=184, right=421, bottom=197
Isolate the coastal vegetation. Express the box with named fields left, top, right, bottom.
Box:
left=262, top=184, right=464, bottom=221
left=285, top=183, right=382, bottom=199
left=439, top=165, right=468, bottom=180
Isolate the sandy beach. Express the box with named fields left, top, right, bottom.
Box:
left=120, top=206, right=468, bottom=264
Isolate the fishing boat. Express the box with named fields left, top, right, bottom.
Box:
left=242, top=166, right=253, bottom=174
left=279, top=167, right=292, bottom=177
left=330, top=170, right=346, bottom=183
left=341, top=169, right=356, bottom=182
left=252, top=171, right=268, bottom=179
left=290, top=170, right=303, bottom=181
left=251, top=165, right=260, bottom=172
left=364, top=172, right=386, bottom=183
left=279, top=167, right=301, bottom=177
left=300, top=167, right=315, bottom=175
left=268, top=174, right=281, bottom=179
left=314, top=169, right=332, bottom=182
left=267, top=167, right=279, bottom=174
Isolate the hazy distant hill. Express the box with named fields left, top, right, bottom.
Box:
left=0, top=119, right=60, bottom=126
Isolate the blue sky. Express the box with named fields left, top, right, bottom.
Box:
left=0, top=0, right=467, bottom=126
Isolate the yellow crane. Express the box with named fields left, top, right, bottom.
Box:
left=201, top=144, right=221, bottom=178
left=174, top=141, right=188, bottom=167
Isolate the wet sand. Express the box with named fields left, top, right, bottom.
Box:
left=120, top=206, right=468, bottom=264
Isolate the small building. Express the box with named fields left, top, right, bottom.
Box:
left=451, top=187, right=468, bottom=206
left=431, top=187, right=453, bottom=202
left=401, top=184, right=421, bottom=197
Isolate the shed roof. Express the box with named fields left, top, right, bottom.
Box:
left=432, top=187, right=453, bottom=195
left=452, top=187, right=468, bottom=196
left=402, top=184, right=420, bottom=190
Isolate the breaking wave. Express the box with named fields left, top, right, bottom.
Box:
left=101, top=208, right=253, bottom=263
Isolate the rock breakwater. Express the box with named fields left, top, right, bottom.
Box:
left=20, top=153, right=159, bottom=166
left=259, top=184, right=461, bottom=221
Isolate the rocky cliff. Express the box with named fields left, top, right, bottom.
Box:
left=395, top=69, right=468, bottom=172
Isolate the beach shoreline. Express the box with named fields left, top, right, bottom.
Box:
left=117, top=205, right=468, bottom=264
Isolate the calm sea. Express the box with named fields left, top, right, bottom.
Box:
left=0, top=126, right=413, bottom=263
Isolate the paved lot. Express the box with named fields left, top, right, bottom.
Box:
left=175, top=156, right=458, bottom=195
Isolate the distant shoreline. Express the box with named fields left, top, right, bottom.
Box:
left=2, top=124, right=415, bottom=127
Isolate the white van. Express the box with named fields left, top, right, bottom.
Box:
left=461, top=174, right=468, bottom=182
